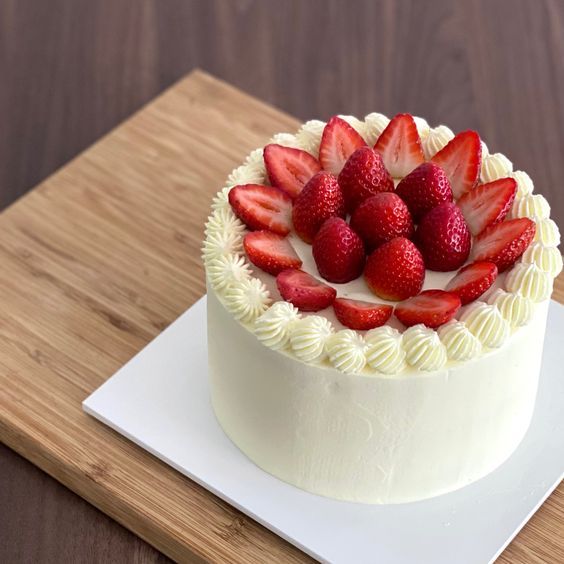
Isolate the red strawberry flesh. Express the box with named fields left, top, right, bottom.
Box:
left=333, top=298, right=393, bottom=330
left=319, top=116, right=367, bottom=175
left=394, top=289, right=461, bottom=329
left=243, top=231, right=302, bottom=276
left=445, top=261, right=498, bottom=305
left=276, top=269, right=337, bottom=312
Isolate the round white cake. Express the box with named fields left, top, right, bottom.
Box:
left=203, top=113, right=562, bottom=504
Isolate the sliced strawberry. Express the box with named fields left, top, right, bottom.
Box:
left=243, top=231, right=302, bottom=276
left=312, top=217, right=365, bottom=283
left=445, top=261, right=498, bottom=305
left=338, top=146, right=394, bottom=212
left=394, top=290, right=461, bottom=329
left=292, top=171, right=346, bottom=243
left=319, top=116, right=367, bottom=175
left=350, top=193, right=414, bottom=251
left=457, top=177, right=517, bottom=236
left=276, top=269, right=337, bottom=312
left=229, top=184, right=292, bottom=235
left=364, top=237, right=425, bottom=301
left=333, top=298, right=393, bottom=330
left=431, top=131, right=482, bottom=198
left=374, top=113, right=425, bottom=178
left=263, top=144, right=322, bottom=199
left=472, top=218, right=536, bottom=272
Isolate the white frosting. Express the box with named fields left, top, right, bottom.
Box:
left=338, top=115, right=369, bottom=140
left=534, top=218, right=561, bottom=247
left=402, top=325, right=447, bottom=371
left=227, top=162, right=266, bottom=187
left=506, top=263, right=553, bottom=302
left=460, top=302, right=509, bottom=348
left=290, top=316, right=334, bottom=363
left=487, top=289, right=533, bottom=328
left=365, top=326, right=406, bottom=374
left=204, top=207, right=246, bottom=238
left=510, top=194, right=551, bottom=221
left=481, top=140, right=489, bottom=158
left=269, top=132, right=299, bottom=148
left=201, top=229, right=243, bottom=262
left=481, top=153, right=513, bottom=183
left=422, top=125, right=454, bottom=160
left=206, top=254, right=251, bottom=292
left=510, top=170, right=534, bottom=197
left=254, top=302, right=301, bottom=350
left=211, top=186, right=232, bottom=212
left=413, top=116, right=430, bottom=139
left=363, top=112, right=390, bottom=145
left=438, top=321, right=481, bottom=361
left=326, top=330, right=367, bottom=374
left=223, top=278, right=271, bottom=323
left=522, top=242, right=563, bottom=277
left=295, top=120, right=326, bottom=156
left=244, top=147, right=265, bottom=167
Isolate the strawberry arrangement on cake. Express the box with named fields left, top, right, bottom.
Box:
left=203, top=113, right=562, bottom=503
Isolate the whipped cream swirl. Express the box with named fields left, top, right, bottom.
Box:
left=510, top=194, right=550, bottom=221
left=510, top=170, right=534, bottom=197
left=255, top=302, right=302, bottom=350
left=211, top=187, right=232, bottom=212
left=460, top=303, right=509, bottom=348
left=522, top=242, right=563, bottom=277
left=422, top=125, right=454, bottom=160
left=487, top=289, right=533, bottom=328
left=227, top=162, right=266, bottom=187
left=205, top=207, right=246, bottom=238
left=224, top=278, right=271, bottom=323
left=481, top=153, right=513, bottom=183
left=363, top=112, right=390, bottom=145
left=413, top=116, right=430, bottom=139
left=326, top=330, right=367, bottom=374
left=295, top=120, right=325, bottom=156
left=207, top=254, right=251, bottom=292
left=365, top=326, right=406, bottom=374
left=339, top=115, right=369, bottom=140
left=534, top=218, right=561, bottom=247
left=506, top=263, right=553, bottom=302
left=438, top=321, right=481, bottom=361
left=290, top=316, right=334, bottom=363
left=202, top=230, right=243, bottom=262
left=403, top=325, right=447, bottom=371
left=269, top=132, right=298, bottom=148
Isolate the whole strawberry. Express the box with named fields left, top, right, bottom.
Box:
left=337, top=146, right=394, bottom=213
left=350, top=193, right=414, bottom=251
left=416, top=202, right=471, bottom=272
left=364, top=237, right=425, bottom=301
left=292, top=171, right=346, bottom=243
left=395, top=162, right=453, bottom=221
left=312, top=218, right=365, bottom=283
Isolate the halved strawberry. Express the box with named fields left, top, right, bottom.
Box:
left=229, top=184, right=292, bottom=235
left=263, top=144, right=322, bottom=199
left=394, top=290, right=461, bottom=329
left=472, top=218, right=536, bottom=272
left=243, top=231, right=302, bottom=276
left=431, top=131, right=482, bottom=198
left=445, top=261, right=498, bottom=305
left=276, top=269, right=337, bottom=312
left=374, top=113, right=425, bottom=178
left=457, top=177, right=517, bottom=236
left=319, top=116, right=367, bottom=175
left=333, top=298, right=393, bottom=330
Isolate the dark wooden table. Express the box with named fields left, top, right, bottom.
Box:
left=1, top=1, right=563, bottom=562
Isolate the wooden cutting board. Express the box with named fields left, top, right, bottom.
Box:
left=0, top=69, right=562, bottom=563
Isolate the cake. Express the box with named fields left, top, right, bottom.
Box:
left=202, top=113, right=562, bottom=504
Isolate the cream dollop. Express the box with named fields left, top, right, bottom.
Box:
left=227, top=162, right=266, bottom=187
left=202, top=230, right=243, bottom=262
left=460, top=302, right=509, bottom=348
left=534, top=218, right=561, bottom=247
left=326, top=330, right=367, bottom=374
left=224, top=278, right=271, bottom=323
left=290, top=316, right=334, bottom=363
left=510, top=194, right=550, bottom=221
left=402, top=325, right=447, bottom=371
left=295, top=120, right=325, bottom=156
left=204, top=207, right=246, bottom=238
left=211, top=187, right=232, bottom=212
left=506, top=262, right=553, bottom=302
left=413, top=116, right=430, bottom=139
left=365, top=326, right=406, bottom=374
left=487, top=289, right=533, bottom=328
left=422, top=125, right=454, bottom=160
left=438, top=321, right=481, bottom=361
left=339, top=115, right=369, bottom=140
left=206, top=254, right=251, bottom=292
left=510, top=170, right=534, bottom=198
left=245, top=147, right=265, bottom=167
left=481, top=153, right=513, bottom=183
left=481, top=140, right=489, bottom=158
left=269, top=132, right=298, bottom=147
left=363, top=112, right=390, bottom=145
left=254, top=302, right=302, bottom=351
left=522, top=242, right=563, bottom=277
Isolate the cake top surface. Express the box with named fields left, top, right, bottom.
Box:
left=203, top=113, right=562, bottom=376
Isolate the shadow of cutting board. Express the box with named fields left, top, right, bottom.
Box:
left=0, top=69, right=562, bottom=563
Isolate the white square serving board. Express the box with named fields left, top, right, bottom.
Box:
left=83, top=297, right=564, bottom=564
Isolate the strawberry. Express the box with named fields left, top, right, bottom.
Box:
left=395, top=162, right=453, bottom=221
left=292, top=171, right=346, bottom=243
left=243, top=231, right=302, bottom=275
left=338, top=146, right=394, bottom=212
left=276, top=269, right=337, bottom=312
left=374, top=113, right=425, bottom=178
left=457, top=177, right=517, bottom=236
left=415, top=202, right=471, bottom=271
left=364, top=237, right=425, bottom=301
left=312, top=218, right=365, bottom=283
left=431, top=131, right=482, bottom=198
left=472, top=217, right=536, bottom=272
left=445, top=261, right=498, bottom=305
left=350, top=193, right=414, bottom=251
left=319, top=116, right=367, bottom=175
left=394, top=290, right=461, bottom=329
left=229, top=184, right=292, bottom=235
left=263, top=144, right=322, bottom=199
left=333, top=298, right=393, bottom=330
